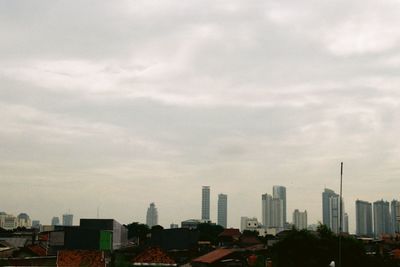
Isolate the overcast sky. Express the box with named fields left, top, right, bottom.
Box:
left=1, top=1, right=400, bottom=232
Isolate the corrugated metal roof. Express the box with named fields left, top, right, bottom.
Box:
left=0, top=237, right=28, bottom=248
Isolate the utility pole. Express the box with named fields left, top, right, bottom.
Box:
left=338, top=162, right=343, bottom=267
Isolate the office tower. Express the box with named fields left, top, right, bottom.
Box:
left=391, top=200, right=399, bottom=233
left=322, top=188, right=337, bottom=226
left=17, top=213, right=31, bottom=228
left=373, top=200, right=391, bottom=238
left=202, top=186, right=210, bottom=221
left=146, top=202, right=158, bottom=228
left=343, top=213, right=349, bottom=233
left=273, top=186, right=287, bottom=224
left=271, top=198, right=284, bottom=228
left=62, top=213, right=73, bottom=226
left=293, top=209, right=307, bottom=230
left=262, top=193, right=273, bottom=227
left=356, top=200, right=373, bottom=237
left=51, top=216, right=60, bottom=226
left=217, top=194, right=228, bottom=228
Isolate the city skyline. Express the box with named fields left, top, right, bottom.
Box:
left=1, top=1, right=400, bottom=233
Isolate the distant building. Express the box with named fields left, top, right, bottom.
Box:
left=17, top=213, right=31, bottom=228
left=262, top=193, right=284, bottom=229
left=273, top=186, right=287, bottom=224
left=32, top=220, right=41, bottom=229
left=62, top=214, right=73, bottom=226
left=373, top=200, right=391, bottom=238
left=240, top=217, right=266, bottom=236
left=217, top=194, right=227, bottom=228
left=292, top=209, right=307, bottom=230
left=343, top=213, right=349, bottom=233
left=3, top=214, right=17, bottom=230
left=322, top=188, right=344, bottom=234
left=391, top=200, right=400, bottom=233
left=51, top=217, right=60, bottom=226
left=181, top=219, right=203, bottom=230
left=146, top=203, right=158, bottom=228
left=356, top=200, right=373, bottom=237
left=170, top=223, right=179, bottom=229
left=202, top=186, right=210, bottom=221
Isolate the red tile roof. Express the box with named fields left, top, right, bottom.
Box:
left=192, top=248, right=236, bottom=264
left=26, top=244, right=47, bottom=256
left=133, top=247, right=176, bottom=265
left=57, top=250, right=106, bottom=267
left=218, top=228, right=241, bottom=238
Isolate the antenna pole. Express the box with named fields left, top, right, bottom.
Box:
left=339, top=162, right=343, bottom=267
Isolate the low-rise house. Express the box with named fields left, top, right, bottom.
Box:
left=57, top=250, right=108, bottom=267
left=132, top=247, right=177, bottom=266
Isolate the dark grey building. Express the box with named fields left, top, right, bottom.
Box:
left=373, top=200, right=391, bottom=238
left=217, top=194, right=227, bottom=228
left=80, top=219, right=128, bottom=249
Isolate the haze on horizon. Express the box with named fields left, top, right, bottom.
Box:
left=1, top=0, right=400, bottom=233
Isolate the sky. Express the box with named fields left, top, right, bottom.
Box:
left=1, top=0, right=400, bottom=233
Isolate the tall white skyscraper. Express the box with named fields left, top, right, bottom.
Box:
left=262, top=192, right=284, bottom=229
left=373, top=200, right=391, bottom=238
left=217, top=194, right=227, bottom=228
left=146, top=202, right=158, bottom=228
left=202, top=186, right=210, bottom=221
left=356, top=200, right=373, bottom=237
left=62, top=213, right=73, bottom=226
left=322, top=188, right=344, bottom=233
left=293, top=209, right=307, bottom=230
left=262, top=193, right=273, bottom=227
left=273, top=186, right=287, bottom=224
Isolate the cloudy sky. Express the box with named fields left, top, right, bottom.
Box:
left=1, top=0, right=400, bottom=232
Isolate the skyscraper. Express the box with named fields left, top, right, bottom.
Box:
left=356, top=200, right=373, bottom=237
left=343, top=213, right=349, bottom=233
left=322, top=188, right=337, bottom=227
left=62, top=213, right=73, bottom=226
left=374, top=200, right=391, bottom=238
left=293, top=209, right=307, bottom=230
left=391, top=200, right=399, bottom=234
left=273, top=186, right=287, bottom=224
left=262, top=193, right=272, bottom=227
left=146, top=202, right=158, bottom=228
left=51, top=216, right=60, bottom=226
left=202, top=186, right=210, bottom=221
left=217, top=194, right=227, bottom=228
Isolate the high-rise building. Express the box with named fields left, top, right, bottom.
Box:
left=262, top=193, right=272, bottom=227
left=17, top=213, right=31, bottom=228
left=273, top=186, right=287, bottom=224
left=373, top=200, right=391, bottom=238
left=293, top=209, right=307, bottom=230
left=202, top=186, right=210, bottom=221
left=31, top=220, right=41, bottom=229
left=356, top=200, right=373, bottom=237
left=271, top=198, right=284, bottom=228
left=217, top=194, right=227, bottom=228
left=62, top=213, right=73, bottom=226
left=391, top=200, right=399, bottom=234
left=322, top=188, right=337, bottom=227
left=146, top=202, right=158, bottom=228
left=51, top=216, right=60, bottom=226
left=343, top=213, right=349, bottom=233
left=322, top=188, right=344, bottom=233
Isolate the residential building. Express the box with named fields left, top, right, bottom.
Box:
left=322, top=188, right=344, bottom=233
left=51, top=216, right=60, bottom=226
left=240, top=217, right=266, bottom=236
left=62, top=214, right=73, bottom=226
left=373, top=200, right=391, bottom=238
left=217, top=194, right=228, bottom=228
left=343, top=213, right=349, bottom=233
left=293, top=209, right=307, bottom=230
left=356, top=200, right=373, bottom=237
left=322, top=188, right=337, bottom=226
left=273, top=185, right=287, bottom=224
left=202, top=186, right=210, bottom=221
left=146, top=202, right=158, bottom=228
left=261, top=194, right=272, bottom=228
left=391, top=200, right=399, bottom=233
left=3, top=214, right=17, bottom=230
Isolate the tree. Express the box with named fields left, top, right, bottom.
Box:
left=197, top=223, right=224, bottom=245
left=125, top=222, right=150, bottom=245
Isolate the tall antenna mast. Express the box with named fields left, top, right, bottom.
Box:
left=338, top=162, right=343, bottom=267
